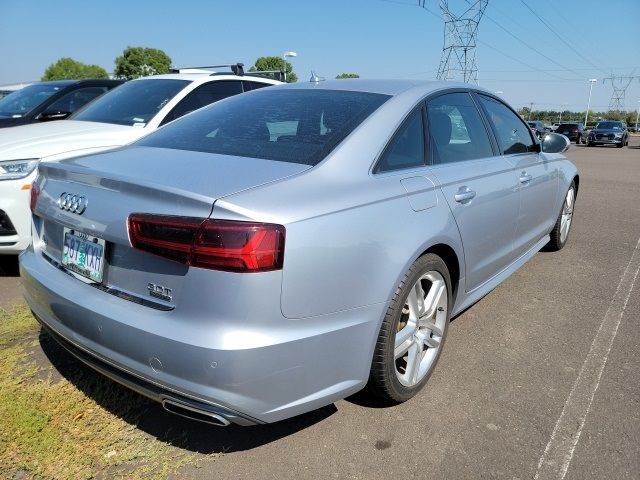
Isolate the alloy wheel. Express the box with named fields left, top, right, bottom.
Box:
left=394, top=271, right=448, bottom=387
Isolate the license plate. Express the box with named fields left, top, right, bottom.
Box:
left=61, top=228, right=106, bottom=283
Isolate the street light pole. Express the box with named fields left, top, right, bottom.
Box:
left=584, top=79, right=597, bottom=127
left=282, top=51, right=297, bottom=82
left=635, top=100, right=640, bottom=131
left=529, top=102, right=534, bottom=121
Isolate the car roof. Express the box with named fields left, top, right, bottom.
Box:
left=28, top=79, right=122, bottom=87
left=35, top=80, right=78, bottom=87
left=133, top=73, right=281, bottom=85
left=275, top=78, right=492, bottom=97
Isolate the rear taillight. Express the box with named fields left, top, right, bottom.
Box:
left=29, top=183, right=40, bottom=213
left=128, top=214, right=285, bottom=273
left=572, top=128, right=579, bottom=133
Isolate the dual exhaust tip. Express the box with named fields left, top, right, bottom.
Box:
left=162, top=398, right=233, bottom=427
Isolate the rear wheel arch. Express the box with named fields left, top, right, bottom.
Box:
left=573, top=174, right=580, bottom=196
left=418, top=243, right=460, bottom=306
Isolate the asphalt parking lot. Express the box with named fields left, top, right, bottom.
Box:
left=1, top=139, right=639, bottom=479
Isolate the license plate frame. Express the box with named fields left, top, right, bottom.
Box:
left=61, top=227, right=106, bottom=283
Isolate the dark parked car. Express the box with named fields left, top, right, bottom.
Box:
left=0, top=79, right=123, bottom=128
left=527, top=120, right=547, bottom=139
left=556, top=123, right=586, bottom=144
left=586, top=121, right=629, bottom=148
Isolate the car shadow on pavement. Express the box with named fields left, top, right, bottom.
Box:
left=38, top=328, right=337, bottom=453
left=0, top=255, right=19, bottom=276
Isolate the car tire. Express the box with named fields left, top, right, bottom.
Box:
left=544, top=181, right=576, bottom=252
left=616, top=143, right=623, bottom=148
left=576, top=137, right=580, bottom=144
left=367, top=253, right=451, bottom=403
left=587, top=141, right=593, bottom=147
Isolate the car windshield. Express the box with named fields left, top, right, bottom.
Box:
left=137, top=89, right=390, bottom=166
left=596, top=122, right=622, bottom=130
left=0, top=83, right=65, bottom=117
left=70, top=79, right=189, bottom=126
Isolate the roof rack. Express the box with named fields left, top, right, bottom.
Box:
left=243, top=70, right=285, bottom=82
left=169, top=63, right=245, bottom=76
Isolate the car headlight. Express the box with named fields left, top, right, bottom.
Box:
left=0, top=159, right=39, bottom=180
left=614, top=133, right=622, bottom=138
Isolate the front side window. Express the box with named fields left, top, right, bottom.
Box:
left=161, top=81, right=244, bottom=125
left=71, top=79, right=189, bottom=126
left=0, top=83, right=65, bottom=117
left=375, top=108, right=425, bottom=173
left=427, top=92, right=493, bottom=163
left=478, top=95, right=536, bottom=155
left=138, top=89, right=390, bottom=166
left=43, top=86, right=109, bottom=115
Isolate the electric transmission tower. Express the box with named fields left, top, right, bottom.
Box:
left=602, top=72, right=639, bottom=112
left=422, top=0, right=488, bottom=84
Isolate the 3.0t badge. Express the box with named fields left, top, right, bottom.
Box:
left=147, top=283, right=173, bottom=302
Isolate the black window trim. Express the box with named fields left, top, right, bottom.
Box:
left=472, top=91, right=541, bottom=155
left=372, top=103, right=429, bottom=175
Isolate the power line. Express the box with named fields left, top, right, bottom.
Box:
left=518, top=0, right=607, bottom=75
left=416, top=1, right=578, bottom=82
left=467, top=3, right=586, bottom=78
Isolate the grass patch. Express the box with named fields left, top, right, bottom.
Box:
left=0, top=306, right=216, bottom=479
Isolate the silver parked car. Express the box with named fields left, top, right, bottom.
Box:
left=20, top=79, right=578, bottom=426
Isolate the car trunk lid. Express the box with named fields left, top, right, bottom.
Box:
left=34, top=146, right=310, bottom=308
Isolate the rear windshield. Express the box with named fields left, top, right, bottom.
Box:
left=558, top=124, right=578, bottom=128
left=70, top=79, right=189, bottom=126
left=137, top=89, right=390, bottom=166
left=0, top=83, right=64, bottom=117
left=595, top=121, right=622, bottom=130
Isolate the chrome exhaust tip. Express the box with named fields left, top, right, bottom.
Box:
left=162, top=398, right=232, bottom=427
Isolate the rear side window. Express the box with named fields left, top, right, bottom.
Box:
left=161, top=80, right=243, bottom=125
left=478, top=95, right=536, bottom=155
left=427, top=92, right=493, bottom=164
left=71, top=79, right=189, bottom=126
left=138, top=89, right=390, bottom=166
left=243, top=81, right=271, bottom=91
left=375, top=108, right=425, bottom=173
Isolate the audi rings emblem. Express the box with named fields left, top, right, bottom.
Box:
left=58, top=192, right=88, bottom=214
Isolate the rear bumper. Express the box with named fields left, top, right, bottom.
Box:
left=0, top=174, right=35, bottom=254
left=20, top=245, right=384, bottom=424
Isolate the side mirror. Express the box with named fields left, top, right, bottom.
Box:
left=541, top=132, right=571, bottom=154
left=37, top=111, right=71, bottom=121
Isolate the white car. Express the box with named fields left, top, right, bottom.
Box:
left=0, top=66, right=281, bottom=254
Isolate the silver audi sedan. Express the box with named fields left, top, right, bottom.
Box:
left=20, top=79, right=578, bottom=426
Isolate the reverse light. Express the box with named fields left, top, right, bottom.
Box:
left=0, top=159, right=38, bottom=181
left=128, top=214, right=285, bottom=272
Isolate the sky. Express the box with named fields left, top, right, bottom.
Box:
left=1, top=0, right=639, bottom=114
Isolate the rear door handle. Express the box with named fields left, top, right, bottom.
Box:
left=454, top=187, right=476, bottom=203
left=519, top=173, right=532, bottom=184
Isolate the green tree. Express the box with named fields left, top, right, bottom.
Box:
left=42, top=57, right=108, bottom=81
left=114, top=46, right=172, bottom=80
left=249, top=56, right=297, bottom=83
left=335, top=73, right=359, bottom=79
